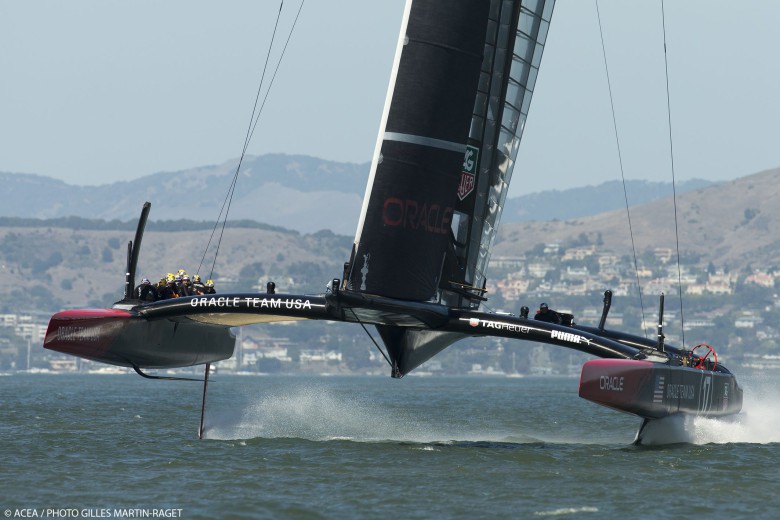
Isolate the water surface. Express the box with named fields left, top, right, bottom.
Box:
left=2, top=373, right=777, bottom=518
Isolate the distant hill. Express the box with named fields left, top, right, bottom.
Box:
left=2, top=154, right=714, bottom=234
left=0, top=223, right=352, bottom=312
left=1, top=166, right=778, bottom=314
left=503, top=179, right=714, bottom=222
left=495, top=167, right=780, bottom=270
left=1, top=154, right=369, bottom=235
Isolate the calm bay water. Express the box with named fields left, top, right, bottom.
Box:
left=2, top=372, right=779, bottom=519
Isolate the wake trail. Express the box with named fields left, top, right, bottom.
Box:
left=202, top=383, right=527, bottom=443
left=202, top=375, right=780, bottom=445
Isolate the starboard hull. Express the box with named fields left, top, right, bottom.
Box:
left=579, top=358, right=743, bottom=419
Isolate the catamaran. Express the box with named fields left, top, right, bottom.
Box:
left=44, top=0, right=742, bottom=441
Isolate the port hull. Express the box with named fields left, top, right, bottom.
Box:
left=579, top=359, right=743, bottom=419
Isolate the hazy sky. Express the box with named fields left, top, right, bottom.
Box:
left=2, top=1, right=779, bottom=197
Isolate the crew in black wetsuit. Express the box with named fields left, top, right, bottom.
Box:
left=156, top=278, right=166, bottom=296
left=191, top=275, right=206, bottom=295
left=159, top=277, right=179, bottom=299
left=134, top=278, right=158, bottom=302
left=534, top=302, right=562, bottom=324
left=173, top=274, right=183, bottom=295
left=179, top=275, right=194, bottom=297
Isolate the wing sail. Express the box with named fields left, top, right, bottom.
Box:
left=450, top=0, right=556, bottom=307
left=344, top=0, right=557, bottom=375
left=347, top=0, right=491, bottom=302
left=347, top=0, right=555, bottom=309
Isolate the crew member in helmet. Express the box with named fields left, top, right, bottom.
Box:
left=534, top=302, right=562, bottom=324
left=191, top=275, right=206, bottom=295
left=134, top=278, right=157, bottom=302
left=203, top=279, right=216, bottom=294
left=160, top=275, right=179, bottom=299
left=156, top=278, right=167, bottom=297
left=179, top=274, right=193, bottom=296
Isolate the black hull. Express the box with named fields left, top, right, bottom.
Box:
left=44, top=308, right=235, bottom=369
left=579, top=359, right=743, bottom=420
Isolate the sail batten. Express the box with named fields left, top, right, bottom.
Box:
left=383, top=132, right=468, bottom=153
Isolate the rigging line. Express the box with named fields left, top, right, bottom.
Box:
left=245, top=0, right=306, bottom=146
left=197, top=1, right=286, bottom=277
left=349, top=309, right=392, bottom=368
left=595, top=0, right=647, bottom=339
left=661, top=0, right=686, bottom=348
left=239, top=1, right=287, bottom=156
left=210, top=0, right=307, bottom=278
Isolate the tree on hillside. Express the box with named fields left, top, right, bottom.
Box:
left=287, top=261, right=328, bottom=288
left=32, top=252, right=63, bottom=275
left=239, top=262, right=265, bottom=287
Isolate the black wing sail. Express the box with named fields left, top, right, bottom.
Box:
left=342, top=0, right=556, bottom=377
left=450, top=0, right=555, bottom=308
left=347, top=0, right=555, bottom=308
left=347, top=0, right=491, bottom=301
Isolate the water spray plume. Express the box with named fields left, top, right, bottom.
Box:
left=641, top=375, right=780, bottom=445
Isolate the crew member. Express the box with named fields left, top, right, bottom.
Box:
left=159, top=275, right=179, bottom=299
left=156, top=277, right=167, bottom=295
left=174, top=274, right=184, bottom=296
left=134, top=278, right=157, bottom=302
left=179, top=275, right=193, bottom=296
left=191, top=275, right=206, bottom=295
left=534, top=302, right=562, bottom=324
left=203, top=280, right=216, bottom=294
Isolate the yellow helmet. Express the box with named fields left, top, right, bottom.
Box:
left=206, top=280, right=214, bottom=287
left=166, top=273, right=175, bottom=282
left=193, top=274, right=202, bottom=283
left=177, top=269, right=187, bottom=277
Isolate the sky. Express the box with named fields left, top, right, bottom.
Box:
left=2, top=0, right=779, bottom=197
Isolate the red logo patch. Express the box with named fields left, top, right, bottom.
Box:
left=457, top=172, right=475, bottom=201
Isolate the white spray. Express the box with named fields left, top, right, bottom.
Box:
left=641, top=373, right=780, bottom=445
